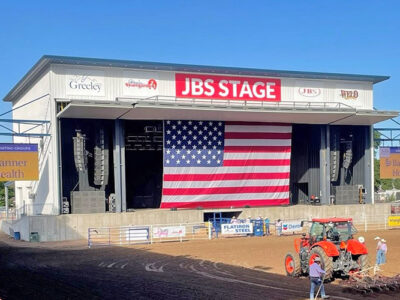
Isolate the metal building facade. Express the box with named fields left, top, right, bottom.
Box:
left=3, top=55, right=398, bottom=216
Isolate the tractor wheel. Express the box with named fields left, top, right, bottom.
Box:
left=284, top=252, right=301, bottom=277
left=356, top=254, right=370, bottom=275
left=309, top=247, right=334, bottom=281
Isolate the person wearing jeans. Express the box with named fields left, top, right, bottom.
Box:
left=309, top=257, right=329, bottom=299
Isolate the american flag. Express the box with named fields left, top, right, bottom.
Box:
left=160, top=120, right=292, bottom=209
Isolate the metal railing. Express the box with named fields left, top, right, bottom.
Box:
left=0, top=207, right=17, bottom=220
left=117, top=95, right=356, bottom=112
left=88, top=222, right=212, bottom=248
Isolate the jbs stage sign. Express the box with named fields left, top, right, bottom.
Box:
left=176, top=73, right=281, bottom=101
left=0, top=144, right=38, bottom=181
left=380, top=147, right=400, bottom=179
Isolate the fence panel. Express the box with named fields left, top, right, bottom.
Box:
left=88, top=222, right=211, bottom=248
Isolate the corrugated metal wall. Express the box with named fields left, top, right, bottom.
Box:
left=290, top=125, right=321, bottom=204
left=290, top=124, right=369, bottom=205
left=50, top=64, right=373, bottom=110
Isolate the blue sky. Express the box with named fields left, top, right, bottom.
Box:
left=0, top=1, right=399, bottom=142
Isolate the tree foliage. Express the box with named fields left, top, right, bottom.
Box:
left=0, top=182, right=15, bottom=207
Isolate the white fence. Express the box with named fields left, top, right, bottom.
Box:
left=88, top=222, right=212, bottom=248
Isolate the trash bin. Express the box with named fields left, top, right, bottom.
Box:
left=14, top=232, right=20, bottom=240
left=30, top=232, right=40, bottom=242
left=254, top=220, right=264, bottom=236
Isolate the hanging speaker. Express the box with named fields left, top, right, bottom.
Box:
left=330, top=129, right=340, bottom=182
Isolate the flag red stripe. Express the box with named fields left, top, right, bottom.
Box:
left=162, top=185, right=289, bottom=196
left=226, top=121, right=290, bottom=126
left=223, top=159, right=291, bottom=167
left=160, top=199, right=289, bottom=209
left=163, top=172, right=290, bottom=181
left=224, top=146, right=291, bottom=153
left=225, top=132, right=292, bottom=139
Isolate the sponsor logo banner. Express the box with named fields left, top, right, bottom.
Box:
left=221, top=223, right=253, bottom=235
left=0, top=143, right=38, bottom=181
left=282, top=220, right=303, bottom=233
left=123, top=71, right=159, bottom=98
left=295, top=80, right=323, bottom=102
left=388, top=216, right=400, bottom=227
left=380, top=147, right=400, bottom=179
left=66, top=69, right=105, bottom=96
left=335, top=83, right=362, bottom=103
left=176, top=73, right=281, bottom=101
left=153, top=226, right=186, bottom=238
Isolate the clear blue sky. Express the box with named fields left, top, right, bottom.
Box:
left=1, top=1, right=399, bottom=142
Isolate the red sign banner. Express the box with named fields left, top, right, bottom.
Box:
left=175, top=73, right=281, bottom=101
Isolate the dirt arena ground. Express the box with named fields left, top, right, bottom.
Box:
left=0, top=229, right=399, bottom=300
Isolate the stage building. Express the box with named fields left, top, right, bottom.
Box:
left=1, top=56, right=398, bottom=240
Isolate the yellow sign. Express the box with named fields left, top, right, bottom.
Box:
left=388, top=216, right=400, bottom=227
left=379, top=147, right=400, bottom=179
left=0, top=143, right=38, bottom=181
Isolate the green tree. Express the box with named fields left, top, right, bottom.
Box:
left=0, top=182, right=15, bottom=207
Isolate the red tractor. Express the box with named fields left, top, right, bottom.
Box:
left=284, top=218, right=369, bottom=280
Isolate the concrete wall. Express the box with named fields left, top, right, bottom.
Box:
left=2, top=203, right=392, bottom=242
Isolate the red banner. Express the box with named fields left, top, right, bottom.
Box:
left=175, top=73, right=281, bottom=101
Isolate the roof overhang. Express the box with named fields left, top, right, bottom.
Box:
left=3, top=55, right=391, bottom=102
left=57, top=100, right=398, bottom=126
left=56, top=101, right=132, bottom=119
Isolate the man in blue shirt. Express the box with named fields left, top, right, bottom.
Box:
left=309, top=257, right=330, bottom=299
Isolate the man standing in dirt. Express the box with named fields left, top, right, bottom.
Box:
left=276, top=219, right=282, bottom=236
left=375, top=236, right=382, bottom=265
left=309, top=257, right=329, bottom=299
left=380, top=239, right=387, bottom=264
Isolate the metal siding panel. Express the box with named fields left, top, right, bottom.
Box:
left=290, top=125, right=321, bottom=204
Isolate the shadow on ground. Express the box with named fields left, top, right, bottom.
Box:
left=0, top=237, right=398, bottom=300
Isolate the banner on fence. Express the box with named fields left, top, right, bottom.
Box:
left=380, top=147, right=400, bottom=179
left=125, top=227, right=149, bottom=241
left=153, top=226, right=186, bottom=238
left=221, top=223, right=253, bottom=235
left=282, top=220, right=303, bottom=233
left=388, top=216, right=400, bottom=227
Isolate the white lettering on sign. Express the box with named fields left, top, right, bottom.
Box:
left=176, top=73, right=281, bottom=101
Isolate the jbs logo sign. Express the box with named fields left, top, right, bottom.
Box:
left=175, top=73, right=281, bottom=101
left=298, top=88, right=320, bottom=97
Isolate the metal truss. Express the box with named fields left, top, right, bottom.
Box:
left=375, top=118, right=400, bottom=147
left=0, top=118, right=50, bottom=137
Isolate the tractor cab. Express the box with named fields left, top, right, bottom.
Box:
left=309, top=218, right=357, bottom=245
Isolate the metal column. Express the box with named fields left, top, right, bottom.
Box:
left=365, top=125, right=373, bottom=204
left=319, top=125, right=330, bottom=205
left=113, top=119, right=126, bottom=212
